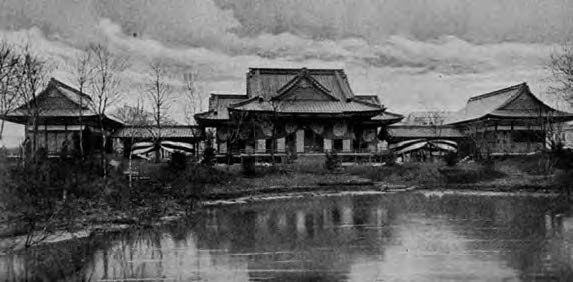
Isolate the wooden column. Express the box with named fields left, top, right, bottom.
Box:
left=324, top=138, right=332, bottom=152
left=277, top=138, right=285, bottom=152
left=44, top=121, right=48, bottom=152
left=494, top=121, right=498, bottom=153
left=527, top=122, right=531, bottom=152
left=343, top=139, right=351, bottom=152
left=63, top=123, right=68, bottom=155
left=218, top=141, right=227, bottom=154
left=296, top=129, right=304, bottom=153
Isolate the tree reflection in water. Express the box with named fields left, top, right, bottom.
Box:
left=1, top=192, right=572, bottom=281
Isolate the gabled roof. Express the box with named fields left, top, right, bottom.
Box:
left=246, top=68, right=355, bottom=100
left=354, top=95, right=381, bottom=105
left=273, top=69, right=338, bottom=101
left=112, top=125, right=203, bottom=139
left=13, top=78, right=94, bottom=115
left=49, top=78, right=93, bottom=108
left=446, top=83, right=573, bottom=125
left=195, top=93, right=248, bottom=121
left=228, top=98, right=383, bottom=115
left=3, top=78, right=123, bottom=127
left=371, top=111, right=404, bottom=122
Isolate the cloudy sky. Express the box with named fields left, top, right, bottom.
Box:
left=1, top=0, right=573, bottom=146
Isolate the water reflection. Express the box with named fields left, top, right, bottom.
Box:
left=1, top=192, right=573, bottom=281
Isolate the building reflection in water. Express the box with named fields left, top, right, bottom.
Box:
left=1, top=192, right=573, bottom=281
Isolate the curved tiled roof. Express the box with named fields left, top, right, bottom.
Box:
left=445, top=83, right=524, bottom=124
left=3, top=78, right=123, bottom=126
left=195, top=68, right=398, bottom=123
left=246, top=68, right=355, bottom=100
left=445, top=83, right=573, bottom=124
left=229, top=98, right=383, bottom=114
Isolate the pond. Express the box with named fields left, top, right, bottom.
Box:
left=1, top=191, right=573, bottom=281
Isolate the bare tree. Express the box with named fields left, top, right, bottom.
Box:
left=183, top=68, right=202, bottom=125
left=183, top=68, right=204, bottom=157
left=0, top=41, right=20, bottom=140
left=15, top=45, right=51, bottom=155
left=112, top=101, right=153, bottom=126
left=70, top=48, right=94, bottom=157
left=550, top=43, right=573, bottom=102
left=145, top=59, right=174, bottom=162
left=87, top=43, right=129, bottom=174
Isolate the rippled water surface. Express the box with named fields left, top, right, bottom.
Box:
left=2, top=191, right=573, bottom=281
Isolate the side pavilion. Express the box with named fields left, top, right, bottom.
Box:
left=1, top=78, right=123, bottom=157
left=445, top=83, right=573, bottom=156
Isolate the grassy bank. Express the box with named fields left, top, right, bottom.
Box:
left=346, top=154, right=572, bottom=193
left=0, top=154, right=233, bottom=251
left=2, top=152, right=571, bottom=252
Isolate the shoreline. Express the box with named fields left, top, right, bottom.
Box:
left=0, top=182, right=565, bottom=254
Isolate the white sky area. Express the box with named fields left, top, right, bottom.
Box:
left=1, top=0, right=573, bottom=147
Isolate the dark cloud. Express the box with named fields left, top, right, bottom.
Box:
left=214, top=0, right=573, bottom=44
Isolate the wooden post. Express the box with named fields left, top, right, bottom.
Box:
left=44, top=121, right=48, bottom=153
left=324, top=138, right=332, bottom=152
left=256, top=139, right=266, bottom=153
left=527, top=122, right=531, bottom=152
left=277, top=137, right=286, bottom=153
left=494, top=121, right=498, bottom=154
left=296, top=129, right=304, bottom=153
left=343, top=139, right=351, bottom=152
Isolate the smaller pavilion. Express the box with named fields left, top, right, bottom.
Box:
left=445, top=83, right=573, bottom=156
left=1, top=78, right=124, bottom=157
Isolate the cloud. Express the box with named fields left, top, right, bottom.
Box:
left=214, top=0, right=573, bottom=44
left=0, top=1, right=567, bottom=148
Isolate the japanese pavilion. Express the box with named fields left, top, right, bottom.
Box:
left=195, top=68, right=403, bottom=158
left=2, top=78, right=124, bottom=156
left=385, top=83, right=573, bottom=160
left=445, top=82, right=573, bottom=156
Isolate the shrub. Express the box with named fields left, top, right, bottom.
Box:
left=439, top=163, right=506, bottom=184
left=325, top=150, right=341, bottom=171
left=379, top=151, right=397, bottom=166
left=202, top=147, right=216, bottom=166
left=169, top=152, right=188, bottom=171
left=286, top=149, right=298, bottom=164
left=346, top=162, right=443, bottom=185
left=242, top=155, right=256, bottom=176
left=443, top=151, right=458, bottom=167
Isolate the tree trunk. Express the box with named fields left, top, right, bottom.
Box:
left=99, top=117, right=107, bottom=177
left=0, top=119, right=5, bottom=141
left=79, top=95, right=84, bottom=157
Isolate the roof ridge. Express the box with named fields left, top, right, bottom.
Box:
left=211, top=93, right=247, bottom=97
left=249, top=67, right=344, bottom=75
left=228, top=96, right=261, bottom=108
left=351, top=98, right=384, bottom=109
left=355, top=94, right=379, bottom=97
left=383, top=111, right=405, bottom=117
left=121, top=125, right=198, bottom=128
left=468, top=82, right=526, bottom=102
left=50, top=77, right=92, bottom=101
